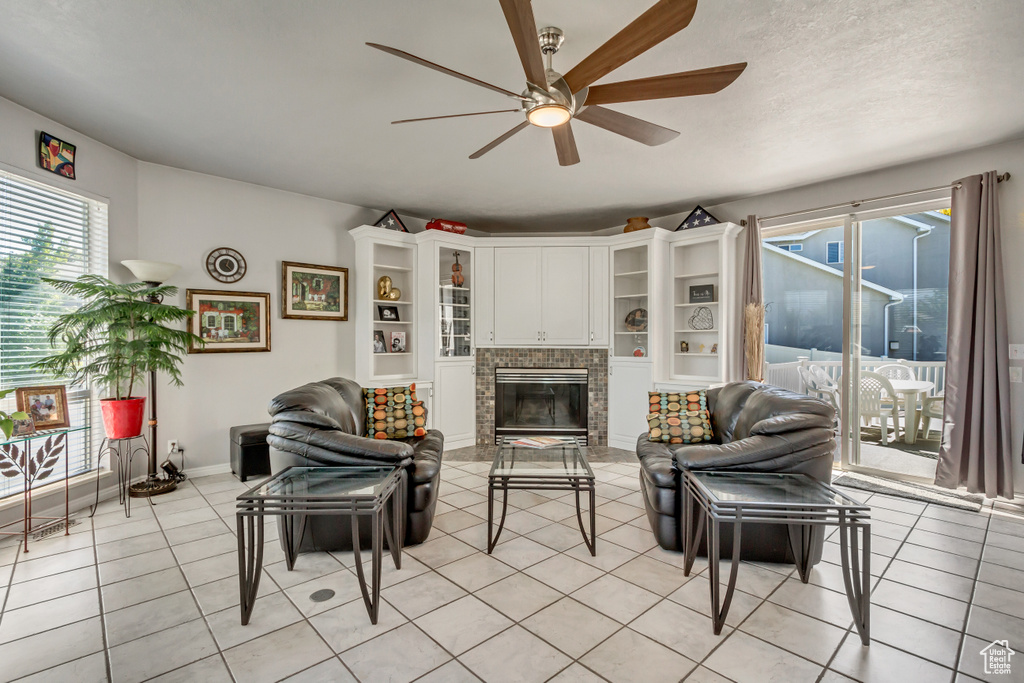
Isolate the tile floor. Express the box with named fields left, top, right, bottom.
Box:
left=1, top=456, right=1023, bottom=683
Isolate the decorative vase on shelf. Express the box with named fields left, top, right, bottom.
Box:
left=623, top=216, right=651, bottom=233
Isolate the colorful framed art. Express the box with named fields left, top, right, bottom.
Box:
left=16, top=385, right=70, bottom=430
left=281, top=261, right=348, bottom=321
left=186, top=289, right=271, bottom=353
left=39, top=132, right=76, bottom=179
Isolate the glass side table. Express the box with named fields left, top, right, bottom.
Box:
left=236, top=466, right=405, bottom=626
left=0, top=425, right=89, bottom=553
left=489, top=436, right=596, bottom=555
left=683, top=471, right=872, bottom=645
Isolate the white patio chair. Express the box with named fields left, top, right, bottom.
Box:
left=874, top=363, right=915, bottom=381
left=839, top=371, right=901, bottom=445
left=919, top=393, right=944, bottom=439
left=809, top=365, right=838, bottom=391
left=797, top=366, right=819, bottom=395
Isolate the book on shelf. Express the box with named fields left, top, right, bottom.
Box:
left=509, top=437, right=564, bottom=449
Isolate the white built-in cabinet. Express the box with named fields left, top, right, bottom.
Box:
left=589, top=246, right=609, bottom=346
left=474, top=247, right=495, bottom=346
left=493, top=246, right=589, bottom=346
left=607, top=360, right=654, bottom=450
left=432, top=360, right=476, bottom=446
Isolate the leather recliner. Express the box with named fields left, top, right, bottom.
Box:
left=267, top=378, right=443, bottom=550
left=637, top=381, right=836, bottom=564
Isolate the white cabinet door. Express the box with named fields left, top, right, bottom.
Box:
left=475, top=247, right=495, bottom=346
left=433, top=361, right=476, bottom=448
left=589, top=246, right=609, bottom=347
left=541, top=246, right=589, bottom=345
left=607, top=361, right=653, bottom=450
left=494, top=247, right=543, bottom=345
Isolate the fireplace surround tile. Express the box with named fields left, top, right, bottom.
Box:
left=475, top=348, right=608, bottom=446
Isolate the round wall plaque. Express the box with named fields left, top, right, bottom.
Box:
left=206, top=247, right=247, bottom=283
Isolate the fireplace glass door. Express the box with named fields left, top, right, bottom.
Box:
left=494, top=368, right=588, bottom=444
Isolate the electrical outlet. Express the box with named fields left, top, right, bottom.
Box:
left=1010, top=344, right=1024, bottom=360
left=1011, top=367, right=1023, bottom=384
left=167, top=439, right=179, bottom=453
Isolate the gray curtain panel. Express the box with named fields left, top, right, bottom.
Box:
left=741, top=215, right=764, bottom=381
left=935, top=171, right=1014, bottom=498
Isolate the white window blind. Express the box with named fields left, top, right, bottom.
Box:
left=0, top=169, right=108, bottom=500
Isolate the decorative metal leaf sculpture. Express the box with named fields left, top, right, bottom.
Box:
left=0, top=433, right=65, bottom=485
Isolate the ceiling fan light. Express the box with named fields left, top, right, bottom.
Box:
left=527, top=104, right=571, bottom=128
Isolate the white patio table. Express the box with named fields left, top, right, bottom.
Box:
left=886, top=379, right=935, bottom=445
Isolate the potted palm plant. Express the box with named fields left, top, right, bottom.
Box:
left=32, top=275, right=202, bottom=439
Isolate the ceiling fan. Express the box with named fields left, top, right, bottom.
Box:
left=367, top=0, right=746, bottom=166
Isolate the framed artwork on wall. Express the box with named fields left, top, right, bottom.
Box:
left=39, top=132, right=76, bottom=180
left=16, top=385, right=70, bottom=430
left=281, top=261, right=348, bottom=321
left=186, top=289, right=271, bottom=353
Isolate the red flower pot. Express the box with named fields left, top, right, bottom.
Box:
left=100, top=397, right=146, bottom=439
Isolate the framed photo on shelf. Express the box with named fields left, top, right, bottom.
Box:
left=373, top=330, right=387, bottom=353
left=186, top=289, right=271, bottom=353
left=16, top=385, right=70, bottom=430
left=281, top=261, right=348, bottom=321
left=390, top=331, right=407, bottom=353
left=377, top=305, right=400, bottom=322
left=11, top=417, right=35, bottom=437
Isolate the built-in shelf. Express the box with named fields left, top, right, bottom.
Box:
left=374, top=264, right=413, bottom=272
left=674, top=272, right=718, bottom=279
left=376, top=352, right=412, bottom=356
left=445, top=334, right=471, bottom=338
left=675, top=328, right=719, bottom=333
left=614, top=269, right=648, bottom=277
left=374, top=320, right=412, bottom=325
left=675, top=302, right=719, bottom=308
left=373, top=299, right=413, bottom=305
left=440, top=285, right=470, bottom=291
left=674, top=352, right=720, bottom=357
left=614, top=293, right=648, bottom=300
left=615, top=331, right=648, bottom=335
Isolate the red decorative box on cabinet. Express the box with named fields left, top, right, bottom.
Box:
left=425, top=218, right=467, bottom=235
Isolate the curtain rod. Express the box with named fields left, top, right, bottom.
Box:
left=740, top=172, right=1010, bottom=226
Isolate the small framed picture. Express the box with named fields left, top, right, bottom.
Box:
left=373, top=330, right=387, bottom=353
left=377, top=305, right=400, bottom=322
left=282, top=261, right=348, bottom=321
left=186, top=289, right=271, bottom=353
left=16, top=386, right=70, bottom=430
left=374, top=209, right=408, bottom=233
left=689, top=284, right=715, bottom=303
left=390, top=331, right=407, bottom=353
left=11, top=417, right=36, bottom=437
left=39, top=132, right=76, bottom=179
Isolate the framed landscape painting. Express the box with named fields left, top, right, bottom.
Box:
left=186, top=289, right=271, bottom=353
left=281, top=261, right=348, bottom=321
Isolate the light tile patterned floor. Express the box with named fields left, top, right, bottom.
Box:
left=1, top=458, right=1023, bottom=682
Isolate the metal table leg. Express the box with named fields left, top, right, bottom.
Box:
left=487, top=476, right=510, bottom=553
left=237, top=505, right=265, bottom=626
left=572, top=478, right=596, bottom=556
left=683, top=491, right=706, bottom=577
left=707, top=509, right=742, bottom=635
left=839, top=510, right=871, bottom=645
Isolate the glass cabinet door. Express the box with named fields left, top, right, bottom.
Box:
left=439, top=247, right=472, bottom=357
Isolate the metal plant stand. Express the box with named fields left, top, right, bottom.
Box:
left=682, top=471, right=872, bottom=645
left=90, top=434, right=152, bottom=519
left=488, top=436, right=596, bottom=555
left=236, top=466, right=404, bottom=626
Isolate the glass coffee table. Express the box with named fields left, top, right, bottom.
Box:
left=488, top=436, right=596, bottom=555
left=683, top=471, right=871, bottom=645
left=236, top=466, right=404, bottom=626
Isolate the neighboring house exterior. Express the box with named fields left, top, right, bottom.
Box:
left=765, top=211, right=949, bottom=361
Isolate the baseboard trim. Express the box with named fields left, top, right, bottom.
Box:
left=185, top=463, right=233, bottom=479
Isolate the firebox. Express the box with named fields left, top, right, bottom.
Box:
left=494, top=367, right=588, bottom=444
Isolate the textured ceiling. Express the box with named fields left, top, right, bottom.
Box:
left=1, top=0, right=1022, bottom=232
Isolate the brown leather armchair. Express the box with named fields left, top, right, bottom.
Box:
left=267, top=378, right=443, bottom=550
left=637, top=381, right=836, bottom=564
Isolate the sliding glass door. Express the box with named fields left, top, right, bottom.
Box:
left=762, top=202, right=949, bottom=482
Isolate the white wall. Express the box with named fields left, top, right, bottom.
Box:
left=137, top=163, right=379, bottom=471
left=655, top=137, right=1024, bottom=492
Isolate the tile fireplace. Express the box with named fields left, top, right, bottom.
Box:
left=494, top=367, right=588, bottom=444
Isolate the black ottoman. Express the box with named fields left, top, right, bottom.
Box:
left=230, top=423, right=272, bottom=482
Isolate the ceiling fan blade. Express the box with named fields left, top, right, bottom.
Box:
left=563, top=0, right=698, bottom=93
left=552, top=123, right=580, bottom=166
left=367, top=42, right=527, bottom=101
left=498, top=0, right=547, bottom=87
left=584, top=63, right=747, bottom=105
left=470, top=121, right=531, bottom=159
left=393, top=109, right=521, bottom=125
left=575, top=105, right=679, bottom=146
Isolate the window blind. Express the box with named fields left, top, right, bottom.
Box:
left=0, top=169, right=108, bottom=500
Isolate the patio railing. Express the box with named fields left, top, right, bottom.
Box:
left=764, top=357, right=945, bottom=397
